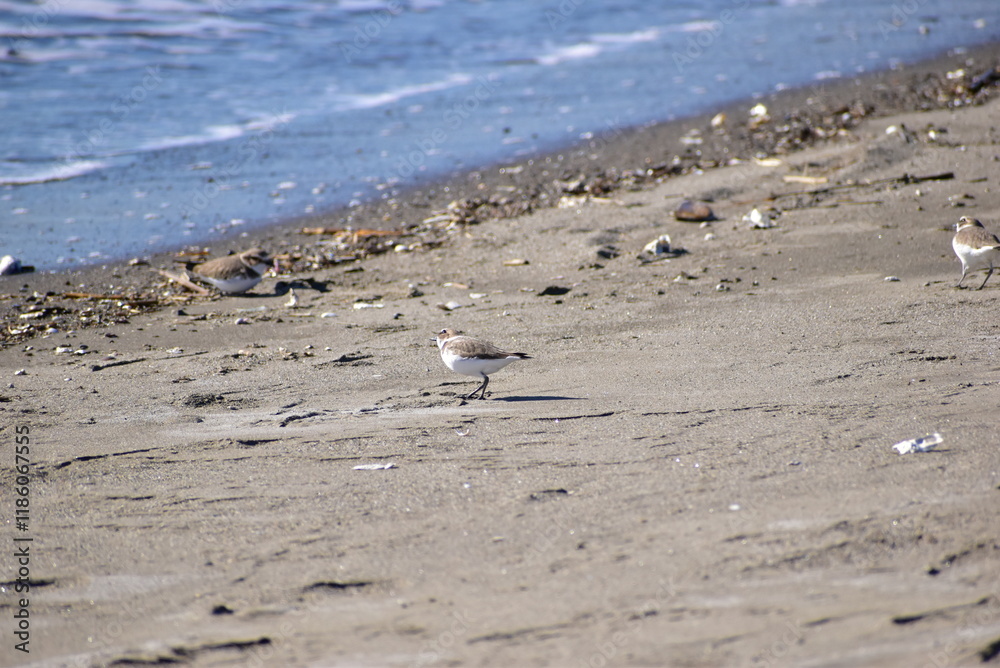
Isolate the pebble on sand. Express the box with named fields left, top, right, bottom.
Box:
left=673, top=199, right=716, bottom=222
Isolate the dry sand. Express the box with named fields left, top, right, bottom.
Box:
left=2, top=65, right=1000, bottom=668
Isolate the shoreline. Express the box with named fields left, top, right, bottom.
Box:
left=1, top=41, right=999, bottom=347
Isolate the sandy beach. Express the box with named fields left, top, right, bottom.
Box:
left=2, top=47, right=1000, bottom=667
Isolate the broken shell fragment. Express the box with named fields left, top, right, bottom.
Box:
left=744, top=208, right=776, bottom=229
left=639, top=235, right=686, bottom=263
left=642, top=235, right=672, bottom=256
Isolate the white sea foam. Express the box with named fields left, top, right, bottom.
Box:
left=0, top=160, right=108, bottom=186
left=535, top=43, right=603, bottom=67
left=675, top=20, right=723, bottom=33
left=592, top=29, right=660, bottom=44
left=337, top=74, right=474, bottom=111
left=137, top=125, right=244, bottom=153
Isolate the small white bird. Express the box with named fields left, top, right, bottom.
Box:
left=188, top=248, right=274, bottom=294
left=434, top=328, right=531, bottom=400
left=952, top=217, right=1000, bottom=290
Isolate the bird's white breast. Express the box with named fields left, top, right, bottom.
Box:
left=442, top=350, right=519, bottom=377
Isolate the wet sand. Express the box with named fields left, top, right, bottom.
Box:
left=2, top=48, right=1000, bottom=667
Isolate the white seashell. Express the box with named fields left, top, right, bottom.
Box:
left=743, top=208, right=775, bottom=229
left=0, top=255, right=22, bottom=276
left=642, top=235, right=673, bottom=256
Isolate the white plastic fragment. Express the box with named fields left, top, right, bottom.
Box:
left=353, top=302, right=384, bottom=310
left=892, top=432, right=942, bottom=455
left=353, top=462, right=397, bottom=470
left=884, top=276, right=901, bottom=282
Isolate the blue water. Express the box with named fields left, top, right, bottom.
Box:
left=1, top=0, right=998, bottom=270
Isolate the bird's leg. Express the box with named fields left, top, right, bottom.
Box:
left=957, top=267, right=968, bottom=288
left=978, top=266, right=994, bottom=290
left=465, top=374, right=489, bottom=400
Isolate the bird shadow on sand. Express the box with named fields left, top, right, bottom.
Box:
left=491, top=394, right=585, bottom=403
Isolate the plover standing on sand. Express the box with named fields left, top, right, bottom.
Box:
left=188, top=248, right=274, bottom=294
left=434, top=328, right=531, bottom=400
left=952, top=217, right=1000, bottom=289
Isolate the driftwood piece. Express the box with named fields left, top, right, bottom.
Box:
left=768, top=171, right=954, bottom=201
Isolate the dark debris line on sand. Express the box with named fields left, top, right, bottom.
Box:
left=1, top=57, right=998, bottom=349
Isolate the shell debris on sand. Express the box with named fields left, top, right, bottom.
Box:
left=639, top=234, right=679, bottom=263
left=744, top=207, right=777, bottom=229
left=749, top=102, right=770, bottom=129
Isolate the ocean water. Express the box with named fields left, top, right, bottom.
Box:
left=0, top=0, right=997, bottom=271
